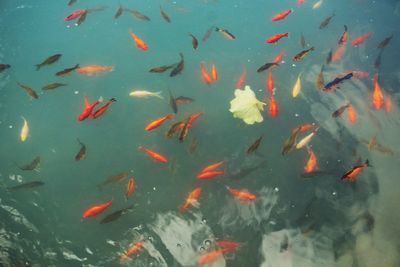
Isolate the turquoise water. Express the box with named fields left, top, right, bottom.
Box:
left=1, top=0, right=400, bottom=266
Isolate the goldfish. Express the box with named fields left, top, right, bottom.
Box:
left=215, top=27, right=236, bottom=40
left=83, top=201, right=112, bottom=218
left=341, top=160, right=371, bottom=182
left=64, top=10, right=86, bottom=21
left=312, top=0, right=323, bottom=9
left=292, top=74, right=302, bottom=97
left=188, top=112, right=204, bottom=127
left=200, top=161, right=225, bottom=173
left=198, top=248, right=234, bottom=265
left=271, top=9, right=292, bottom=22
left=197, top=171, right=224, bottom=180
left=20, top=117, right=29, bottom=142
left=332, top=44, right=346, bottom=63
left=35, top=54, right=62, bottom=70
left=180, top=187, right=202, bottom=213
left=129, top=31, right=149, bottom=51
left=269, top=95, right=279, bottom=118
left=350, top=70, right=369, bottom=79
left=304, top=148, right=318, bottom=173
left=120, top=240, right=145, bottom=263
left=211, top=64, right=218, bottom=81
left=236, top=69, right=247, bottom=89
left=298, top=0, right=305, bottom=4
left=77, top=65, right=113, bottom=75
left=139, top=146, right=168, bottom=163
left=296, top=131, right=317, bottom=149
left=295, top=123, right=319, bottom=134
left=145, top=114, right=173, bottom=131
left=78, top=96, right=102, bottom=122
left=351, top=32, right=373, bottom=46
left=227, top=187, right=257, bottom=201
left=273, top=50, right=286, bottom=63
left=92, top=98, right=116, bottom=119
left=372, top=74, right=384, bottom=109
left=385, top=95, right=393, bottom=113
left=347, top=104, right=358, bottom=124
left=266, top=33, right=289, bottom=44
left=125, top=178, right=136, bottom=200
left=216, top=240, right=240, bottom=250
left=129, top=90, right=163, bottom=99
left=267, top=71, right=274, bottom=94
left=200, top=63, right=213, bottom=85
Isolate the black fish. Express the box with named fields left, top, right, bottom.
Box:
left=99, top=172, right=128, bottom=188
left=68, top=0, right=77, bottom=6
left=300, top=32, right=306, bottom=48
left=189, top=33, right=199, bottom=50
left=129, top=9, right=151, bottom=21
left=282, top=128, right=300, bottom=156
left=338, top=25, right=348, bottom=45
left=160, top=6, right=171, bottom=23
left=0, top=64, right=11, bottom=73
left=377, top=35, right=393, bottom=49
left=149, top=64, right=176, bottom=73
left=170, top=53, right=184, bottom=77
left=55, top=64, right=79, bottom=76
left=100, top=205, right=134, bottom=224
left=168, top=89, right=178, bottom=114
left=166, top=121, right=183, bottom=138
left=17, top=156, right=41, bottom=171
left=319, top=12, right=335, bottom=29
left=17, top=82, right=39, bottom=99
left=293, top=47, right=314, bottom=61
left=76, top=10, right=88, bottom=26
left=175, top=96, right=194, bottom=105
left=202, top=26, right=215, bottom=42
left=35, top=54, right=62, bottom=70
left=8, top=181, right=44, bottom=191
left=374, top=50, right=383, bottom=69
left=247, top=135, right=263, bottom=154
left=323, top=72, right=353, bottom=92
left=179, top=117, right=190, bottom=143
left=114, top=6, right=124, bottom=19
left=326, top=49, right=333, bottom=64
left=215, top=27, right=236, bottom=40
left=42, top=83, right=67, bottom=91
left=332, top=103, right=350, bottom=118
left=75, top=139, right=86, bottom=161
left=257, top=62, right=279, bottom=73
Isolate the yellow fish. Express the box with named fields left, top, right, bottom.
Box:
left=20, top=117, right=29, bottom=142
left=312, top=0, right=323, bottom=9
left=292, top=74, right=302, bottom=98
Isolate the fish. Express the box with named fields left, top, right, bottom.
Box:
left=266, top=32, right=289, bottom=44
left=198, top=248, right=235, bottom=265
left=76, top=65, right=113, bottom=75
left=160, top=6, right=171, bottom=22
left=145, top=114, right=173, bottom=131
left=202, top=26, right=215, bottom=42
left=129, top=31, right=149, bottom=51
left=100, top=205, right=134, bottom=224
left=0, top=64, right=11, bottom=73
left=298, top=0, right=305, bottom=4
left=338, top=25, right=348, bottom=45
left=200, top=63, right=213, bottom=85
left=168, top=90, right=178, bottom=114
left=200, top=161, right=225, bottom=173
left=351, top=32, right=373, bottom=46
left=42, top=83, right=67, bottom=91
left=68, top=0, right=77, bottom=6
left=76, top=10, right=88, bottom=26
left=149, top=64, right=176, bottom=73
left=332, top=44, right=346, bottom=63
left=227, top=187, right=257, bottom=201
left=129, top=9, right=151, bottom=21
left=282, top=127, right=300, bottom=155
left=295, top=124, right=319, bottom=134
left=271, top=9, right=292, bottom=22
left=374, top=50, right=383, bottom=69
left=64, top=10, right=86, bottom=21
left=316, top=65, right=325, bottom=90
left=7, top=181, right=44, bottom=192
left=273, top=50, right=286, bottom=63
left=125, top=178, right=136, bottom=200
left=293, top=47, right=314, bottom=61
left=372, top=74, right=384, bottom=109
left=300, top=170, right=332, bottom=178
left=16, top=82, right=39, bottom=99
left=129, top=90, right=163, bottom=99
left=326, top=49, right=333, bottom=64
left=257, top=62, right=279, bottom=73
left=362, top=136, right=394, bottom=156
left=78, top=96, right=102, bottom=121
left=304, top=148, right=318, bottom=173
left=20, top=117, right=29, bottom=142
left=180, top=187, right=202, bottom=213
left=377, top=35, right=393, bottom=49
left=323, top=72, right=353, bottom=92
left=114, top=6, right=124, bottom=19
left=247, top=135, right=263, bottom=154
left=92, top=98, right=116, bottom=119
left=269, top=95, right=279, bottom=118
left=296, top=131, right=317, bottom=149
left=211, top=64, right=218, bottom=81
left=385, top=95, right=393, bottom=113
left=17, top=156, right=41, bottom=171
left=75, top=139, right=86, bottom=161
left=312, top=0, right=323, bottom=9
left=319, top=12, right=335, bottom=29
left=178, top=117, right=190, bottom=143
left=83, top=201, right=113, bottom=218
left=348, top=70, right=369, bottom=79
left=120, top=240, right=145, bottom=263
left=139, top=146, right=168, bottom=163
left=165, top=121, right=183, bottom=138
left=216, top=240, right=240, bottom=250
left=267, top=71, right=274, bottom=94
left=55, top=64, right=79, bottom=76
left=187, top=112, right=204, bottom=128
left=175, top=96, right=194, bottom=105
left=170, top=53, right=184, bottom=77
left=292, top=74, right=302, bottom=97
left=196, top=171, right=224, bottom=180
left=347, top=104, right=358, bottom=124
left=236, top=69, right=247, bottom=89
left=215, top=27, right=236, bottom=40
left=189, top=33, right=199, bottom=49
left=341, top=160, right=371, bottom=182
left=99, top=172, right=128, bottom=188
left=332, top=103, right=350, bottom=118
left=189, top=137, right=198, bottom=154
left=300, top=32, right=306, bottom=48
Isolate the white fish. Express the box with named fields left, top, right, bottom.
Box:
left=129, top=90, right=163, bottom=99
left=292, top=74, right=302, bottom=98
left=20, top=116, right=29, bottom=142
left=296, top=131, right=317, bottom=149
left=312, top=0, right=323, bottom=9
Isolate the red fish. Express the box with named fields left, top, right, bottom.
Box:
left=129, top=31, right=149, bottom=51
left=198, top=248, right=234, bottom=265
left=269, top=95, right=279, bottom=118
left=83, top=200, right=112, bottom=218
left=273, top=50, right=286, bottom=63
left=211, top=63, right=218, bottom=81
left=216, top=240, right=240, bottom=250
left=196, top=171, right=224, bottom=180
left=351, top=32, right=373, bottom=46
left=267, top=71, right=274, bottom=94
left=372, top=74, right=384, bottom=109
left=347, top=104, right=358, bottom=124
left=304, top=148, right=318, bottom=173
left=200, top=161, right=225, bottom=173
left=348, top=70, right=369, bottom=79
left=78, top=96, right=102, bottom=122
left=385, top=95, right=393, bottom=113
left=188, top=112, right=204, bottom=127
left=65, top=10, right=86, bottom=21
left=200, top=63, right=213, bottom=85
left=139, top=146, right=168, bottom=163
left=92, top=98, right=116, bottom=119
left=338, top=26, right=349, bottom=46
left=227, top=187, right=257, bottom=201
left=332, top=45, right=346, bottom=63
left=120, top=240, right=145, bottom=263
left=298, top=0, right=305, bottom=4
left=271, top=9, right=292, bottom=21
left=180, top=187, right=202, bottom=213
left=125, top=178, right=136, bottom=199
left=266, top=33, right=289, bottom=44
left=236, top=69, right=247, bottom=90
left=341, top=160, right=371, bottom=182
left=77, top=65, right=113, bottom=75
left=145, top=114, right=173, bottom=131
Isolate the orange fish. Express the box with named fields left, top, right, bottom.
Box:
left=200, top=63, right=213, bottom=85
left=180, top=187, right=202, bottom=213
left=266, top=32, right=289, bottom=44
left=294, top=123, right=319, bottom=134
left=211, top=63, right=218, bottom=81
left=236, top=69, right=247, bottom=89
left=332, top=44, right=346, bottom=63
left=227, top=187, right=257, bottom=201
left=129, top=31, right=149, bottom=51
left=196, top=171, right=224, bottom=180
left=139, top=146, right=168, bottom=163
left=347, top=104, right=358, bottom=124
left=273, top=50, right=285, bottom=64
left=298, top=0, right=305, bottom=4
left=125, top=178, right=136, bottom=199
left=77, top=65, right=113, bottom=75
left=83, top=200, right=112, bottom=218
left=351, top=32, right=373, bottom=46
left=304, top=148, right=318, bottom=173
left=271, top=9, right=292, bottom=22
left=78, top=96, right=102, bottom=122
left=120, top=240, right=145, bottom=263
left=92, top=98, right=116, bottom=119
left=372, top=74, right=384, bottom=109
left=267, top=70, right=274, bottom=94
left=145, top=114, right=173, bottom=131
left=200, top=161, right=225, bottom=173
left=269, top=95, right=279, bottom=118
left=216, top=240, right=240, bottom=250
left=341, top=160, right=371, bottom=182
left=346, top=70, right=369, bottom=79
left=198, top=248, right=234, bottom=265
left=188, top=112, right=204, bottom=127
left=385, top=95, right=393, bottom=113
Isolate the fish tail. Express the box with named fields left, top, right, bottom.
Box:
left=215, top=27, right=220, bottom=32
left=110, top=97, right=117, bottom=102
left=284, top=32, right=289, bottom=37
left=155, top=92, right=164, bottom=99
left=35, top=64, right=41, bottom=71
left=310, top=46, right=315, bottom=51
left=365, top=159, right=372, bottom=167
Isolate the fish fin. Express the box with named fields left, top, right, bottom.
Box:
left=110, top=98, right=117, bottom=102
left=84, top=96, right=90, bottom=108
left=155, top=92, right=164, bottom=99
left=98, top=96, right=103, bottom=103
